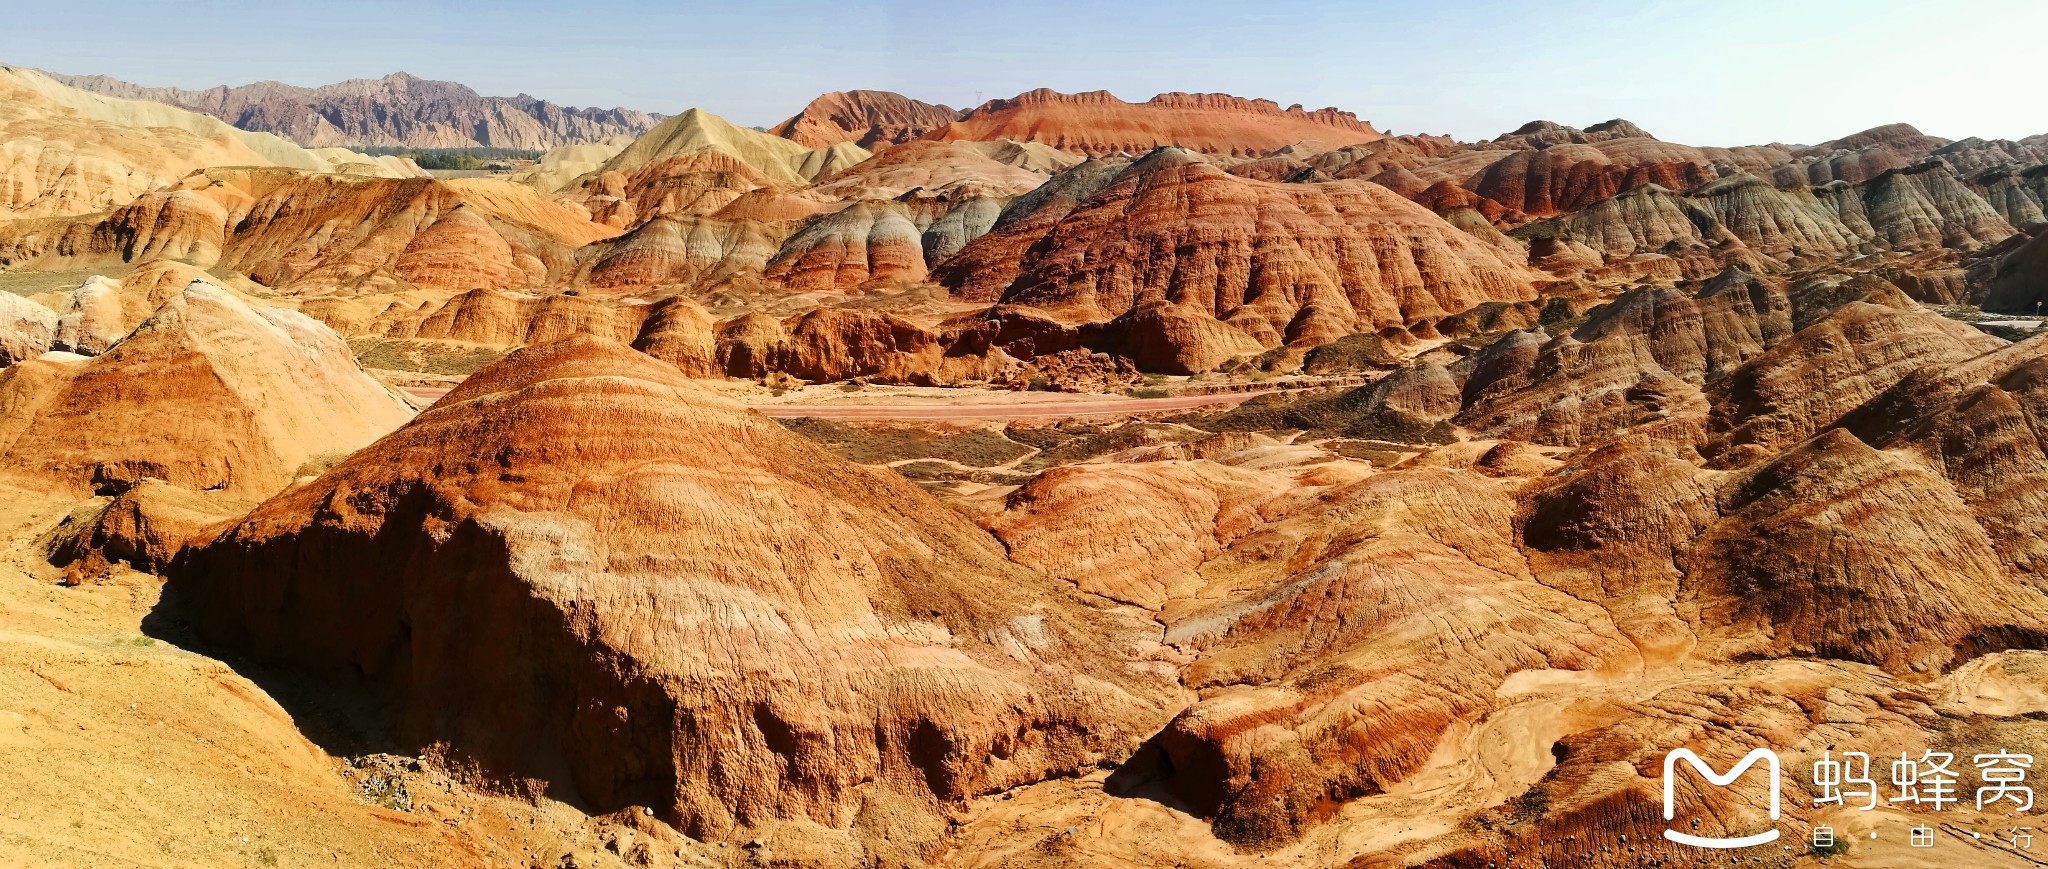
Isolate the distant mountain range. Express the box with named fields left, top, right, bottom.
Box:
left=47, top=68, right=1390, bottom=160
left=45, top=70, right=663, bottom=150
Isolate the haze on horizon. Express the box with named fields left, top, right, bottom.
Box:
left=3, top=0, right=2041, bottom=147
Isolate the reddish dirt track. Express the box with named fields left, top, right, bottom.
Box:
left=399, top=386, right=1263, bottom=421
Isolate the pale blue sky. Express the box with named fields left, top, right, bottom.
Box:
left=4, top=0, right=2041, bottom=146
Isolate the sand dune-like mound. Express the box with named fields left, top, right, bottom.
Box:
left=769, top=90, right=959, bottom=150
left=959, top=139, right=1085, bottom=174
left=218, top=172, right=618, bottom=292
left=1301, top=134, right=1460, bottom=180
left=1458, top=140, right=1719, bottom=217
left=1091, top=301, right=1268, bottom=375
left=0, top=280, right=412, bottom=498
left=1845, top=333, right=2048, bottom=573
left=509, top=138, right=631, bottom=192
left=1705, top=296, right=2002, bottom=456
left=983, top=460, right=1294, bottom=610
left=711, top=308, right=1010, bottom=384
left=170, top=336, right=1177, bottom=862
left=924, top=88, right=1382, bottom=157
left=306, top=280, right=1021, bottom=386
left=600, top=108, right=869, bottom=188
left=566, top=112, right=871, bottom=235
left=47, top=478, right=253, bottom=579
left=628, top=295, right=719, bottom=376
left=1810, top=122, right=1951, bottom=165
left=307, top=146, right=428, bottom=178
left=576, top=147, right=786, bottom=227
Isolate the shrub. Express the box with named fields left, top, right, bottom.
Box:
left=1301, top=333, right=1399, bottom=374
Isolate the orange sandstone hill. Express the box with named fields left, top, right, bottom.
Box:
left=938, top=148, right=1541, bottom=371
left=768, top=89, right=959, bottom=150
left=923, top=88, right=1383, bottom=157
left=168, top=337, right=1181, bottom=865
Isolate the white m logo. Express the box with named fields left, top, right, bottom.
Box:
left=1662, top=748, right=1782, bottom=848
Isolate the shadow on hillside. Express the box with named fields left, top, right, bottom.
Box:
left=140, top=578, right=414, bottom=768
left=141, top=563, right=607, bottom=818
left=1102, top=735, right=1214, bottom=820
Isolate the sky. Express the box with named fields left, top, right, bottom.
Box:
left=3, top=0, right=2042, bottom=146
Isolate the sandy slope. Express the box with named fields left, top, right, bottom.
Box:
left=0, top=486, right=724, bottom=869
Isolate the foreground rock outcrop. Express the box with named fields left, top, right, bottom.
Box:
left=170, top=337, right=1179, bottom=863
